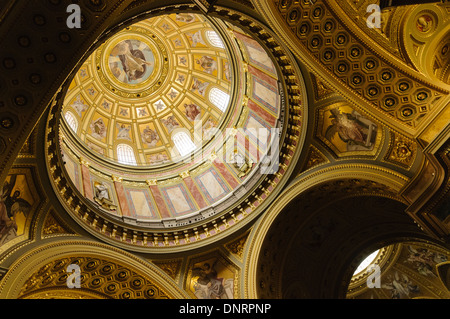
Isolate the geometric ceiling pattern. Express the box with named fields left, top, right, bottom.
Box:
left=252, top=0, right=450, bottom=133
left=55, top=11, right=289, bottom=246
left=62, top=13, right=233, bottom=166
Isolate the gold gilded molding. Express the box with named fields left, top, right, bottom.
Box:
left=301, top=145, right=329, bottom=172
left=42, top=211, right=73, bottom=236
left=225, top=231, right=250, bottom=260
left=0, top=240, right=189, bottom=299
left=385, top=132, right=417, bottom=168
left=153, top=259, right=182, bottom=281
left=244, top=163, right=409, bottom=298
left=311, top=73, right=335, bottom=101
left=251, top=0, right=450, bottom=136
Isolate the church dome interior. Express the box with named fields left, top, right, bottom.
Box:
left=0, top=0, right=449, bottom=303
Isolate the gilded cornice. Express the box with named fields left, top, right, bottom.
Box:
left=251, top=0, right=450, bottom=136
left=0, top=240, right=189, bottom=299
left=244, top=162, right=410, bottom=298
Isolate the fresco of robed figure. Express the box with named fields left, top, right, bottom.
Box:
left=190, top=258, right=234, bottom=299
left=323, top=106, right=378, bottom=153
left=109, top=39, right=155, bottom=85
left=0, top=174, right=34, bottom=246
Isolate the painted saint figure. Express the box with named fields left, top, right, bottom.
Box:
left=196, top=56, right=217, bottom=74
left=71, top=96, right=89, bottom=117
left=192, top=261, right=234, bottom=299
left=184, top=103, right=202, bottom=121
left=109, top=40, right=154, bottom=84
left=141, top=126, right=160, bottom=147
left=161, top=115, right=180, bottom=133
left=187, top=30, right=206, bottom=47
left=325, top=107, right=377, bottom=151
left=175, top=13, right=196, bottom=23
left=116, top=123, right=131, bottom=141
left=0, top=176, right=32, bottom=245
left=90, top=118, right=107, bottom=140
left=191, top=78, right=209, bottom=96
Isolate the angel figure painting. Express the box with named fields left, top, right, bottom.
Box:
left=116, top=123, right=132, bottom=141
left=175, top=13, right=196, bottom=24
left=191, top=78, right=209, bottom=96
left=381, top=271, right=420, bottom=299
left=109, top=39, right=155, bottom=85
left=190, top=258, right=235, bottom=299
left=90, top=118, right=107, bottom=140
left=195, top=56, right=217, bottom=75
left=71, top=95, right=89, bottom=117
left=203, top=118, right=218, bottom=140
left=184, top=103, right=202, bottom=122
left=405, top=245, right=447, bottom=277
left=322, top=106, right=378, bottom=153
left=186, top=30, right=206, bottom=47
left=141, top=125, right=160, bottom=148
left=0, top=174, right=34, bottom=246
left=161, top=115, right=180, bottom=133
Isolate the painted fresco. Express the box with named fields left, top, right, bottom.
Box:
left=108, top=39, right=155, bottom=85
left=116, top=123, right=132, bottom=141
left=348, top=243, right=450, bottom=299
left=187, top=255, right=237, bottom=299
left=90, top=116, right=108, bottom=141
left=69, top=95, right=89, bottom=118
left=54, top=12, right=284, bottom=229
left=0, top=173, right=36, bottom=246
left=139, top=123, right=161, bottom=148
left=404, top=245, right=447, bottom=277
left=319, top=105, right=379, bottom=154
left=194, top=55, right=218, bottom=75
left=61, top=13, right=233, bottom=166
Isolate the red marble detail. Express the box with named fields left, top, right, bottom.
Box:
left=213, top=160, right=240, bottom=189
left=247, top=99, right=277, bottom=126
left=248, top=64, right=278, bottom=85
left=114, top=181, right=130, bottom=217
left=236, top=131, right=261, bottom=162
left=149, top=185, right=171, bottom=219
left=183, top=176, right=208, bottom=209
left=81, top=165, right=93, bottom=200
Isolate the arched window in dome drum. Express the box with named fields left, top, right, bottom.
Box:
left=64, top=111, right=78, bottom=133
left=117, top=144, right=137, bottom=166
left=205, top=30, right=225, bottom=49
left=208, top=87, right=230, bottom=112
left=172, top=131, right=196, bottom=157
